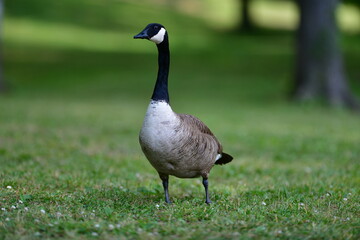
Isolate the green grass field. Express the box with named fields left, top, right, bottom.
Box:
left=1, top=1, right=360, bottom=239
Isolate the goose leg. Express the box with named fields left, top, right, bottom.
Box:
left=159, top=174, right=171, bottom=204
left=202, top=177, right=212, bottom=204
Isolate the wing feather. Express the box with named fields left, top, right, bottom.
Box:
left=177, top=114, right=223, bottom=153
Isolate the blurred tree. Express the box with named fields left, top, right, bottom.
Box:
left=241, top=0, right=253, bottom=31
left=292, top=0, right=359, bottom=109
left=237, top=0, right=254, bottom=31
left=0, top=0, right=5, bottom=92
left=346, top=0, right=360, bottom=8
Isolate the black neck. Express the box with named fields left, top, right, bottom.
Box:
left=151, top=34, right=170, bottom=103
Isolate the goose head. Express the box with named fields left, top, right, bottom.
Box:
left=134, top=23, right=167, bottom=44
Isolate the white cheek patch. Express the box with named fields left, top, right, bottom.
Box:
left=150, top=28, right=166, bottom=44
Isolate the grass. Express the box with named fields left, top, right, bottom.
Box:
left=1, top=99, right=359, bottom=239
left=1, top=0, right=360, bottom=239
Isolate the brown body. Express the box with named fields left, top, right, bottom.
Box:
left=139, top=101, right=224, bottom=179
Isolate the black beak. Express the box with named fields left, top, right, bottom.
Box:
left=134, top=30, right=149, bottom=39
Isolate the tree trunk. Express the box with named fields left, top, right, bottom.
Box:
left=241, top=0, right=253, bottom=31
left=236, top=0, right=253, bottom=32
left=0, top=0, right=5, bottom=93
left=292, top=0, right=359, bottom=109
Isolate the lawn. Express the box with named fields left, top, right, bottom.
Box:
left=1, top=0, right=360, bottom=239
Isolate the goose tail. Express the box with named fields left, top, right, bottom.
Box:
left=215, top=152, right=233, bottom=165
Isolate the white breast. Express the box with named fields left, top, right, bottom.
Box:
left=139, top=100, right=180, bottom=153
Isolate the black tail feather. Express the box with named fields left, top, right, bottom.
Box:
left=215, top=152, right=233, bottom=165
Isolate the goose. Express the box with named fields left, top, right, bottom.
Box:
left=134, top=23, right=233, bottom=204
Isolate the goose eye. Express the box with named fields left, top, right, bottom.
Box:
left=154, top=25, right=159, bottom=30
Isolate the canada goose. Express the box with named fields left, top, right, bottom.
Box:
left=134, top=23, right=233, bottom=204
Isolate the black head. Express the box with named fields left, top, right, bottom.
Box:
left=134, top=23, right=167, bottom=44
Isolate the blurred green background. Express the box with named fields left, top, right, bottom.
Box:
left=2, top=0, right=359, bottom=102
left=1, top=0, right=360, bottom=239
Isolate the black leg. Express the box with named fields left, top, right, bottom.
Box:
left=160, top=175, right=171, bottom=204
left=202, top=177, right=212, bottom=204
